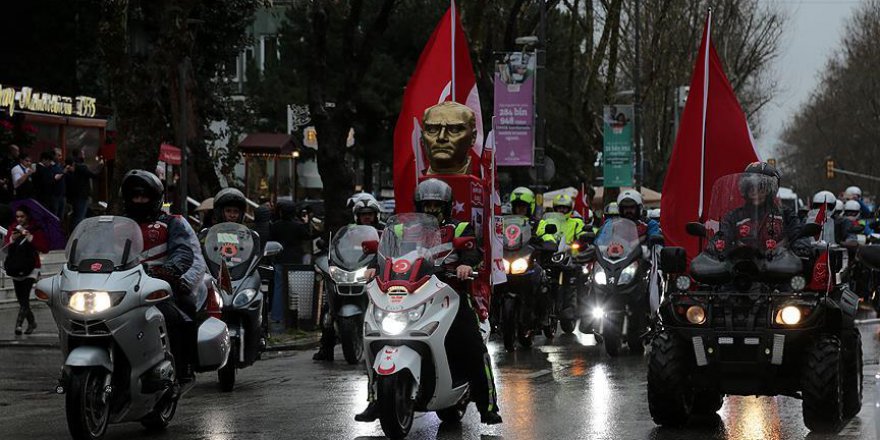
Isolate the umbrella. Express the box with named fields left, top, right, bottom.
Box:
left=10, top=199, right=66, bottom=250
left=195, top=197, right=214, bottom=212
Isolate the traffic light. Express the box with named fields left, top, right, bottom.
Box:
left=826, top=159, right=834, bottom=179
left=767, top=158, right=776, bottom=167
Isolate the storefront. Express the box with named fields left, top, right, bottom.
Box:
left=238, top=133, right=301, bottom=202
left=0, top=84, right=109, bottom=200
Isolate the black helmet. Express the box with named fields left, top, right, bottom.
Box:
left=213, top=187, right=248, bottom=223
left=415, top=178, right=453, bottom=221
left=744, top=161, right=781, bottom=184
left=121, top=170, right=164, bottom=222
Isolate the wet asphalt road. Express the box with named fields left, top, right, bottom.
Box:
left=2, top=327, right=879, bottom=440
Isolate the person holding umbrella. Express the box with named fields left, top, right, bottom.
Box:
left=4, top=205, right=49, bottom=335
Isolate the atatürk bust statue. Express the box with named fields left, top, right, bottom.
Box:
left=422, top=101, right=477, bottom=175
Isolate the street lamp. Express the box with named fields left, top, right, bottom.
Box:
left=292, top=150, right=300, bottom=202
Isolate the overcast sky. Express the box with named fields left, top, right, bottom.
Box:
left=756, top=0, right=863, bottom=158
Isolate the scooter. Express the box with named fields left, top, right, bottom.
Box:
left=35, top=216, right=230, bottom=440
left=362, top=213, right=479, bottom=439
left=499, top=215, right=546, bottom=351
left=314, top=224, right=379, bottom=364
left=202, top=222, right=282, bottom=391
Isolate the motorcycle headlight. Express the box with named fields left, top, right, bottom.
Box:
left=686, top=305, right=706, bottom=325
left=232, top=288, right=258, bottom=308
left=329, top=266, right=368, bottom=283
left=675, top=275, right=691, bottom=292
left=775, top=305, right=803, bottom=325
left=503, top=259, right=511, bottom=274
left=407, top=304, right=426, bottom=322
left=68, top=291, right=113, bottom=314
left=594, top=266, right=607, bottom=285
left=381, top=312, right=409, bottom=335
left=617, top=261, right=639, bottom=285
left=511, top=258, right=529, bottom=275
left=790, top=276, right=806, bottom=292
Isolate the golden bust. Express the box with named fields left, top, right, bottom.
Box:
left=422, top=101, right=477, bottom=175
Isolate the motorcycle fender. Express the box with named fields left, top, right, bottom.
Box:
left=338, top=304, right=363, bottom=318
left=65, top=346, right=113, bottom=372
left=373, top=345, right=421, bottom=385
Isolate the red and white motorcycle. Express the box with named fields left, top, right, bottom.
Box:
left=363, top=213, right=478, bottom=439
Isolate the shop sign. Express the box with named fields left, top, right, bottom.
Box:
left=0, top=84, right=97, bottom=118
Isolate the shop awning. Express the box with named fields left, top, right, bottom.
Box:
left=238, top=133, right=296, bottom=156
left=159, top=143, right=182, bottom=165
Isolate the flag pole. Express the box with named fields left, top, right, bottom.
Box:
left=450, top=0, right=456, bottom=102
left=697, top=8, right=712, bottom=221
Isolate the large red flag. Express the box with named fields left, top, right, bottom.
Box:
left=660, top=11, right=760, bottom=259
left=392, top=3, right=483, bottom=213
left=574, top=182, right=591, bottom=222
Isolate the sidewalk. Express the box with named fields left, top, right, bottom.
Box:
left=0, top=301, right=59, bottom=348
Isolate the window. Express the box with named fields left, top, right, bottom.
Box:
left=260, top=35, right=280, bottom=71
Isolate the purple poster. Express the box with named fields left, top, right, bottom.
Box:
left=494, top=52, right=535, bottom=166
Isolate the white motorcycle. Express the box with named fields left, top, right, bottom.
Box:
left=35, top=216, right=231, bottom=440
left=363, top=213, right=478, bottom=439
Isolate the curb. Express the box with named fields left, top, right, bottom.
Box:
left=0, top=339, right=58, bottom=348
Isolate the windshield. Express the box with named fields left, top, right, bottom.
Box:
left=502, top=215, right=532, bottom=251
left=704, top=173, right=786, bottom=253
left=67, top=216, right=144, bottom=268
left=204, top=222, right=258, bottom=269
left=379, top=213, right=443, bottom=263
left=331, top=225, right=380, bottom=270
left=595, top=218, right=640, bottom=260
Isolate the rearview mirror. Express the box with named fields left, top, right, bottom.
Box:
left=799, top=222, right=822, bottom=239
left=685, top=222, right=706, bottom=238
left=263, top=241, right=283, bottom=257
left=362, top=240, right=379, bottom=255
left=452, top=237, right=475, bottom=251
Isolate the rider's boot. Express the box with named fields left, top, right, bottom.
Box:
left=354, top=401, right=380, bottom=422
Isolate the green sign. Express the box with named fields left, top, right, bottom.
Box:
left=602, top=105, right=633, bottom=188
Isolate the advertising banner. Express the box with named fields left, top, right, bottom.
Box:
left=494, top=52, right=535, bottom=166
left=603, top=105, right=634, bottom=187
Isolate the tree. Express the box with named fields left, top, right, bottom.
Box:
left=781, top=1, right=880, bottom=198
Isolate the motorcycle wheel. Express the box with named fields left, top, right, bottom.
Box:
left=140, top=390, right=179, bottom=431
left=692, top=391, right=723, bottom=415
left=560, top=319, right=576, bottom=334
left=626, top=310, right=647, bottom=356
left=218, top=348, right=236, bottom=392
left=647, top=331, right=693, bottom=427
left=66, top=368, right=111, bottom=440
left=436, top=398, right=469, bottom=424
left=377, top=374, right=416, bottom=440
left=502, top=298, right=517, bottom=352
left=340, top=316, right=365, bottom=365
left=842, top=329, right=863, bottom=418
left=802, top=334, right=844, bottom=432
left=543, top=318, right=557, bottom=339
left=603, top=327, right=621, bottom=357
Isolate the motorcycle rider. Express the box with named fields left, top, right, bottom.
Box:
left=844, top=185, right=873, bottom=219
left=843, top=199, right=874, bottom=240
left=355, top=178, right=502, bottom=425
left=616, top=190, right=661, bottom=243
left=833, top=199, right=844, bottom=219
left=213, top=187, right=248, bottom=224
left=121, top=170, right=206, bottom=382
left=509, top=186, right=538, bottom=228
left=536, top=194, right=586, bottom=245
left=313, top=192, right=384, bottom=361
left=604, top=202, right=620, bottom=222
left=811, top=190, right=846, bottom=243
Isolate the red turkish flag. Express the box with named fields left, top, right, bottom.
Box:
left=574, top=182, right=591, bottom=222
left=660, top=11, right=760, bottom=259
left=392, top=2, right=483, bottom=213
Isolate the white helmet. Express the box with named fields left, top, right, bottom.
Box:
left=844, top=200, right=861, bottom=214
left=833, top=199, right=844, bottom=216
left=845, top=186, right=862, bottom=200
left=647, top=208, right=661, bottom=220
left=617, top=189, right=643, bottom=206
left=812, top=191, right=836, bottom=209
left=349, top=192, right=381, bottom=223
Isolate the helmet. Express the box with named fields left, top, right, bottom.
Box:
left=351, top=193, right=381, bottom=224
left=552, top=194, right=574, bottom=209
left=844, top=200, right=861, bottom=215
left=647, top=208, right=661, bottom=220
left=834, top=199, right=844, bottom=216
left=213, top=187, right=247, bottom=223
left=509, top=187, right=536, bottom=216
left=812, top=190, right=836, bottom=209
left=415, top=179, right=453, bottom=220
left=617, top=190, right=643, bottom=220
left=121, top=170, right=164, bottom=222
left=744, top=161, right=781, bottom=184
left=605, top=202, right=619, bottom=217
left=845, top=186, right=862, bottom=200
left=617, top=190, right=643, bottom=207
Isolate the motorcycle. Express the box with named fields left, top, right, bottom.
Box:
left=539, top=212, right=581, bottom=335
left=363, top=213, right=478, bottom=439
left=314, top=224, right=379, bottom=364
left=35, top=216, right=230, bottom=440
left=581, top=218, right=650, bottom=356
left=202, top=222, right=282, bottom=391
left=499, top=215, right=547, bottom=351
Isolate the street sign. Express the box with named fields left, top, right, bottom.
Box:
left=603, top=105, right=634, bottom=188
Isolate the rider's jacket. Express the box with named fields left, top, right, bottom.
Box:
left=392, top=218, right=479, bottom=269
left=535, top=214, right=586, bottom=245
left=139, top=213, right=207, bottom=296
left=717, top=205, right=801, bottom=248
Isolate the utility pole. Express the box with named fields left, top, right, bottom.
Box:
left=535, top=0, right=547, bottom=193
left=633, top=0, right=642, bottom=191
left=177, top=59, right=189, bottom=217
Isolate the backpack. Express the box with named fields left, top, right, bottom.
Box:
left=4, top=238, right=37, bottom=278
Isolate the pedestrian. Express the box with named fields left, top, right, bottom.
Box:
left=4, top=205, right=49, bottom=335
left=48, top=148, right=69, bottom=220
left=11, top=152, right=35, bottom=201
left=268, top=200, right=313, bottom=323
left=66, top=149, right=103, bottom=230
left=33, top=151, right=55, bottom=210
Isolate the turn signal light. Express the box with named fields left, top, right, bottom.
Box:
left=34, top=289, right=49, bottom=301
left=145, top=290, right=170, bottom=301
